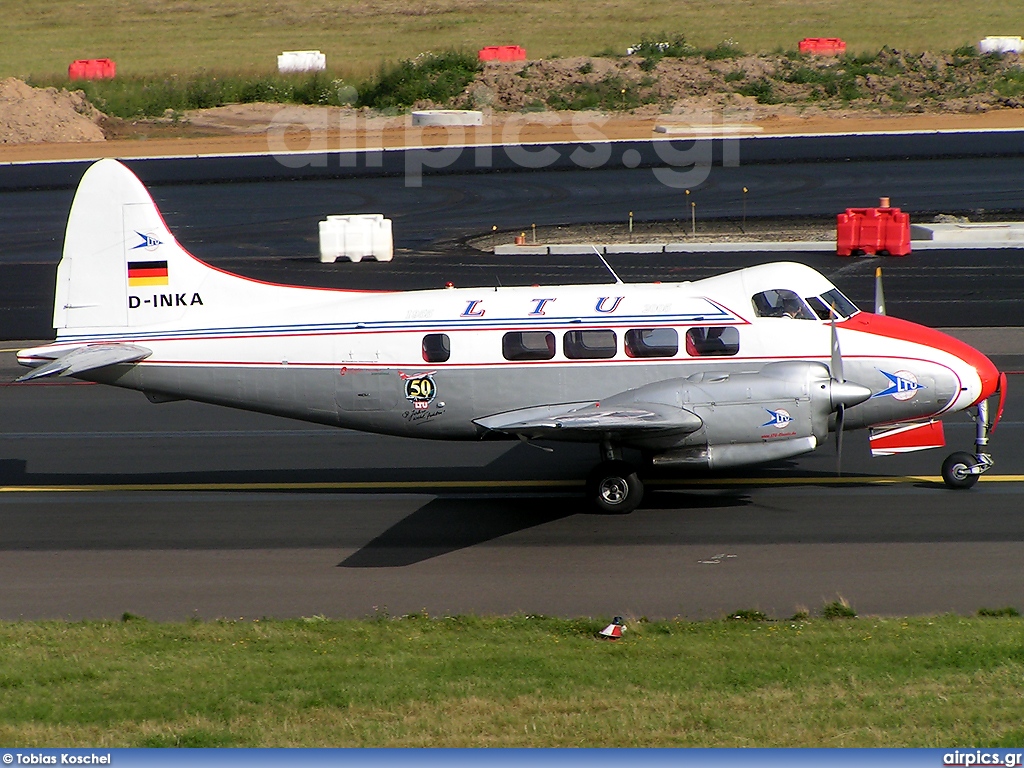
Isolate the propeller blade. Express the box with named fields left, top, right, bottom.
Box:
left=835, top=403, right=845, bottom=477
left=874, top=267, right=886, bottom=315
left=830, top=319, right=844, bottom=383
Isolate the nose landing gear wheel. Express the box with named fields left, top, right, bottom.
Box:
left=588, top=460, right=644, bottom=513
left=941, top=451, right=980, bottom=490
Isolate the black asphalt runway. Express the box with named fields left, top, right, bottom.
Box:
left=4, top=156, right=1024, bottom=337
left=1, top=349, right=1022, bottom=620
left=2, top=154, right=1024, bottom=620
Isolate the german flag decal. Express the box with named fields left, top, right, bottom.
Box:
left=128, top=260, right=168, bottom=286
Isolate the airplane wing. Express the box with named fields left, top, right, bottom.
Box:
left=16, top=343, right=152, bottom=382
left=474, top=398, right=703, bottom=439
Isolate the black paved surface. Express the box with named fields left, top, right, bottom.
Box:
left=4, top=156, right=1024, bottom=338
left=2, top=153, right=1024, bottom=620
left=0, top=363, right=1021, bottom=621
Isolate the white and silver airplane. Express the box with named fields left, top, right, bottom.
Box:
left=16, top=159, right=1008, bottom=512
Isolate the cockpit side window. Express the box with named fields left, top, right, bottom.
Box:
left=751, top=289, right=815, bottom=320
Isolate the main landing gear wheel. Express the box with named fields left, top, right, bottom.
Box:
left=588, top=460, right=644, bottom=514
left=941, top=451, right=980, bottom=490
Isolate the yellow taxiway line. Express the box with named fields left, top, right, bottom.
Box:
left=2, top=476, right=1024, bottom=493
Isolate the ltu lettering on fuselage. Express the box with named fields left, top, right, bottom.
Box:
left=128, top=293, right=204, bottom=309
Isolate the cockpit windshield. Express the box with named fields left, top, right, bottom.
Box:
left=806, top=289, right=860, bottom=320
left=753, top=287, right=860, bottom=321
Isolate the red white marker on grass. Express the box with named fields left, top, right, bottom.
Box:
left=599, top=616, right=625, bottom=640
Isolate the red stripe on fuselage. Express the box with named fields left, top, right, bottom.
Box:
left=839, top=313, right=999, bottom=404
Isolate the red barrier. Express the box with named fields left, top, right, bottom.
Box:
left=68, top=58, right=116, bottom=80
left=798, top=38, right=846, bottom=55
left=837, top=203, right=911, bottom=256
left=478, top=46, right=527, bottom=62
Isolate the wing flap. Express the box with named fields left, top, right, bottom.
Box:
left=16, top=343, right=151, bottom=382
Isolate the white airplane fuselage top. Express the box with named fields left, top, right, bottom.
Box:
left=17, top=160, right=1001, bottom=473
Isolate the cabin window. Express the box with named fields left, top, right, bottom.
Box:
left=751, top=289, right=815, bottom=320
left=624, top=328, right=678, bottom=358
left=563, top=329, right=617, bottom=360
left=685, top=326, right=740, bottom=357
left=503, top=331, right=555, bottom=361
left=422, top=333, right=450, bottom=363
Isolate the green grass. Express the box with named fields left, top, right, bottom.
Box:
left=26, top=51, right=479, bottom=118
left=357, top=50, right=481, bottom=110
left=545, top=75, right=650, bottom=111
left=2, top=613, right=1024, bottom=746
left=4, top=0, right=1024, bottom=79
left=29, top=72, right=359, bottom=118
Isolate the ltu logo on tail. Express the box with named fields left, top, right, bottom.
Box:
left=132, top=231, right=163, bottom=251
left=873, top=370, right=923, bottom=402
left=762, top=408, right=792, bottom=428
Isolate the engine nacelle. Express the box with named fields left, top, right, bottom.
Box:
left=634, top=361, right=842, bottom=469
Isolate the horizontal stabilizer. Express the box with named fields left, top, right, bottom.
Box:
left=869, top=419, right=945, bottom=456
left=16, top=343, right=151, bottom=382
left=475, top=399, right=702, bottom=438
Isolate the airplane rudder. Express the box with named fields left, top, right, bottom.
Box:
left=56, top=159, right=199, bottom=331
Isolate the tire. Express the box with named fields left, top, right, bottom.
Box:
left=942, top=451, right=980, bottom=490
left=588, top=460, right=644, bottom=514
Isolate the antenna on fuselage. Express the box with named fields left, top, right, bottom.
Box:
left=592, top=246, right=624, bottom=285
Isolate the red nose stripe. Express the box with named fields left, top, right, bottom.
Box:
left=839, top=313, right=1000, bottom=405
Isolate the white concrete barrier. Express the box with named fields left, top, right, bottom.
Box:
left=278, top=51, right=327, bottom=73
left=911, top=222, right=1024, bottom=242
left=979, top=37, right=1024, bottom=54
left=411, top=110, right=484, bottom=127
left=319, top=215, right=394, bottom=263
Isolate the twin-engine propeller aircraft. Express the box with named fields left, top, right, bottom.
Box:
left=17, top=160, right=1008, bottom=512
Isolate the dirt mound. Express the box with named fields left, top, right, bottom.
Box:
left=0, top=78, right=105, bottom=144
left=469, top=50, right=1024, bottom=116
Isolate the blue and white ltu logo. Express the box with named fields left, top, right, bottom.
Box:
left=873, top=369, right=923, bottom=402
left=132, top=231, right=163, bottom=251
left=762, top=408, right=792, bottom=428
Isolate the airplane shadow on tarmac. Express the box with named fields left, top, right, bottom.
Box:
left=338, top=492, right=750, bottom=568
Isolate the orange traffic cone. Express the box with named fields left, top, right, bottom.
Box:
left=599, top=616, right=625, bottom=640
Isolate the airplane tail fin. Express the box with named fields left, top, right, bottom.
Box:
left=55, top=158, right=191, bottom=331
left=53, top=159, right=368, bottom=338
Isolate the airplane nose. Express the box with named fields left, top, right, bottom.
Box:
left=838, top=313, right=1000, bottom=406
left=969, top=349, right=1000, bottom=404
left=830, top=380, right=872, bottom=410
